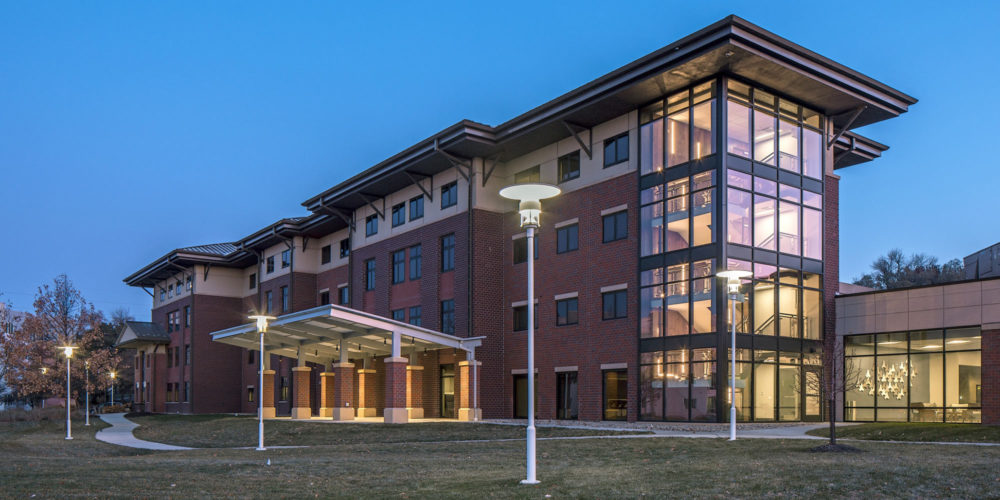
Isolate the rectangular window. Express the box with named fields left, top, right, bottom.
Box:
left=666, top=91, right=690, bottom=167
left=640, top=188, right=664, bottom=256
left=321, top=245, right=331, bottom=265
left=512, top=237, right=538, bottom=264
left=802, top=128, right=823, bottom=179
left=603, top=370, right=628, bottom=421
left=778, top=201, right=800, bottom=256
left=339, top=238, right=350, bottom=258
left=365, top=259, right=376, bottom=290
left=640, top=108, right=664, bottom=175
left=319, top=290, right=330, bottom=306
left=408, top=306, right=421, bottom=326
left=556, top=224, right=578, bottom=254
left=392, top=250, right=406, bottom=284
left=280, top=286, right=289, bottom=313
left=249, top=273, right=256, bottom=289
left=802, top=208, right=822, bottom=260
left=727, top=187, right=752, bottom=246
left=754, top=109, right=777, bottom=165
left=248, top=350, right=254, bottom=365
left=247, top=387, right=255, bottom=403
left=160, top=288, right=165, bottom=301
left=727, top=99, right=751, bottom=158
left=441, top=181, right=458, bottom=209
left=281, top=249, right=291, bottom=269
left=409, top=196, right=424, bottom=221
left=556, top=372, right=579, bottom=420
left=409, top=244, right=422, bottom=280
left=168, top=284, right=173, bottom=298
left=186, top=276, right=192, bottom=291
left=392, top=203, right=406, bottom=227
left=602, top=211, right=627, bottom=243
left=602, top=290, right=627, bottom=320
left=441, top=234, right=455, bottom=272
left=391, top=309, right=405, bottom=322
left=280, top=377, right=289, bottom=401
left=266, top=256, right=275, bottom=274
left=265, top=291, right=273, bottom=314
left=365, top=214, right=378, bottom=237
left=185, top=345, right=191, bottom=365
left=558, top=151, right=580, bottom=183
left=338, top=286, right=349, bottom=305
left=184, top=306, right=191, bottom=327
left=512, top=304, right=537, bottom=331
left=441, top=299, right=455, bottom=334
left=556, top=297, right=578, bottom=326
left=604, top=133, right=629, bottom=167
left=514, top=165, right=540, bottom=183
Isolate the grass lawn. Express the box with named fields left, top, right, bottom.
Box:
left=2, top=416, right=999, bottom=498
left=808, top=422, right=1000, bottom=443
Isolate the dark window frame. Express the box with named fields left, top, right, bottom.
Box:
left=556, top=224, right=579, bottom=254
left=391, top=308, right=405, bottom=322
left=408, top=306, right=422, bottom=326
left=365, top=259, right=376, bottom=290
left=409, top=195, right=424, bottom=221
left=338, top=286, right=349, bottom=305
left=266, top=256, right=275, bottom=274
left=441, top=234, right=455, bottom=272
left=391, top=250, right=406, bottom=284
left=441, top=299, right=455, bottom=335
left=556, top=297, right=579, bottom=326
left=280, top=286, right=289, bottom=313
left=603, top=132, right=629, bottom=167
left=339, top=238, right=350, bottom=258
left=391, top=203, right=406, bottom=227
left=409, top=244, right=422, bottom=280
left=602, top=211, right=628, bottom=243
left=557, top=151, right=581, bottom=183
left=281, top=249, right=291, bottom=269
left=321, top=245, right=332, bottom=265
left=441, top=181, right=458, bottom=209
left=513, top=237, right=539, bottom=264
left=602, top=289, right=628, bottom=320
left=512, top=304, right=538, bottom=332
left=365, top=214, right=378, bottom=237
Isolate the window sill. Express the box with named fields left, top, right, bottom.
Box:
left=603, top=160, right=628, bottom=169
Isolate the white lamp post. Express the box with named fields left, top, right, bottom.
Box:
left=109, top=371, right=116, bottom=407
left=60, top=346, right=77, bottom=440
left=84, top=360, right=90, bottom=426
left=249, top=315, right=276, bottom=451
left=717, top=269, right=751, bottom=441
left=500, top=182, right=561, bottom=485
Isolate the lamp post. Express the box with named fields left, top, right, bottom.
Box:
left=717, top=269, right=751, bottom=441
left=109, top=371, right=116, bottom=407
left=84, top=360, right=90, bottom=426
left=249, top=315, right=275, bottom=452
left=500, top=182, right=561, bottom=485
left=60, top=346, right=77, bottom=440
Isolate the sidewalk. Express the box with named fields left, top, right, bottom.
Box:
left=96, top=413, right=194, bottom=451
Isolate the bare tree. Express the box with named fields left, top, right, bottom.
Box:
left=801, top=340, right=866, bottom=446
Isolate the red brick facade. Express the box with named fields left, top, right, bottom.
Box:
left=823, top=175, right=840, bottom=420
left=984, top=329, right=999, bottom=425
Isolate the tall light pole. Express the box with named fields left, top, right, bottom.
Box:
left=109, top=371, right=116, bottom=407
left=249, top=315, right=275, bottom=452
left=718, top=269, right=751, bottom=441
left=500, top=182, right=561, bottom=485
left=61, top=346, right=77, bottom=440
left=84, top=360, right=90, bottom=426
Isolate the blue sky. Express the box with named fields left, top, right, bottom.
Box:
left=1, top=1, right=996, bottom=320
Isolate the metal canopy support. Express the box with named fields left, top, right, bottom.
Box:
left=482, top=151, right=504, bottom=187
left=562, top=120, right=592, bottom=159
left=302, top=237, right=310, bottom=251
left=404, top=170, right=434, bottom=201
left=434, top=138, right=472, bottom=181
left=358, top=192, right=385, bottom=220
left=141, top=287, right=154, bottom=298
left=319, top=203, right=356, bottom=232
left=833, top=135, right=857, bottom=167
left=203, top=264, right=211, bottom=281
left=827, top=106, right=866, bottom=150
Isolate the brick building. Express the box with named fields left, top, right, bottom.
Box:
left=119, top=16, right=993, bottom=425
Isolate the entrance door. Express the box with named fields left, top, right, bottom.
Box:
left=556, top=372, right=578, bottom=420
left=803, top=366, right=822, bottom=421
left=440, top=364, right=455, bottom=418
left=513, top=374, right=537, bottom=418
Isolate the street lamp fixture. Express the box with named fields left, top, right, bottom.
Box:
left=84, top=360, right=90, bottom=427
left=60, top=345, right=77, bottom=440
left=717, top=269, right=751, bottom=441
left=499, top=183, right=561, bottom=485
left=109, top=371, right=117, bottom=407
left=249, top=315, right=276, bottom=451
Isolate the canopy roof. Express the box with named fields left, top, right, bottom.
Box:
left=116, top=321, right=170, bottom=349
left=211, top=305, right=483, bottom=364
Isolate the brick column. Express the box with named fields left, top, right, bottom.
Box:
left=384, top=357, right=409, bottom=423
left=983, top=328, right=999, bottom=425
left=291, top=366, right=312, bottom=419
left=406, top=366, right=424, bottom=419
left=319, top=372, right=335, bottom=418
left=457, top=360, right=482, bottom=421
left=356, top=368, right=377, bottom=417
left=261, top=370, right=276, bottom=419
left=331, top=362, right=354, bottom=420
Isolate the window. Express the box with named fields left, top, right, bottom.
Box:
left=409, top=244, right=422, bottom=280
left=512, top=237, right=538, bottom=264
left=392, top=250, right=406, bottom=284
left=167, top=347, right=173, bottom=368
left=514, top=165, right=540, bottom=184
left=266, top=256, right=275, bottom=274
left=184, top=306, right=191, bottom=327
left=321, top=245, right=332, bottom=265
left=409, top=196, right=424, bottom=221
left=279, top=376, right=289, bottom=401
left=185, top=345, right=191, bottom=365
left=641, top=348, right=717, bottom=421
left=339, top=238, right=350, bottom=258
left=556, top=224, right=578, bottom=254
left=281, top=249, right=291, bottom=269
left=176, top=280, right=182, bottom=295
left=365, top=259, right=376, bottom=290
left=280, top=286, right=289, bottom=313
left=186, top=276, right=192, bottom=291
left=602, top=290, right=627, bottom=320
left=558, top=151, right=580, bottom=183
left=603, top=132, right=629, bottom=167
left=247, top=387, right=255, bottom=403
left=642, top=259, right=715, bottom=337
left=248, top=350, right=254, bottom=365
left=640, top=102, right=664, bottom=175
left=391, top=309, right=405, bottom=322
left=440, top=299, right=455, bottom=334
left=557, top=372, right=578, bottom=420
left=168, top=284, right=173, bottom=298
left=249, top=273, right=256, bottom=290
left=183, top=382, right=189, bottom=402
left=603, top=211, right=627, bottom=243
left=338, top=286, right=349, bottom=305
left=556, top=298, right=578, bottom=326
left=366, top=214, right=378, bottom=237
left=319, top=290, right=330, bottom=305
left=441, top=234, right=455, bottom=272
left=408, top=306, right=422, bottom=326
left=160, top=288, right=165, bottom=301
left=265, top=291, right=273, bottom=314
left=603, top=370, right=628, bottom=420
left=392, top=203, right=406, bottom=227
left=512, top=304, right=537, bottom=331
left=640, top=185, right=664, bottom=257
left=441, top=181, right=458, bottom=209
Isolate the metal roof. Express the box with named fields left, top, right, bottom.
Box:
left=115, top=321, right=170, bottom=349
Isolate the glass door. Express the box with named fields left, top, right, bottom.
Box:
left=803, top=365, right=822, bottom=421
left=556, top=372, right=578, bottom=420
left=440, top=364, right=455, bottom=418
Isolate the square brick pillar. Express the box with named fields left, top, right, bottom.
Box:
left=983, top=328, right=999, bottom=425
left=384, top=357, right=409, bottom=423
left=261, top=369, right=277, bottom=419
left=356, top=368, right=377, bottom=417
left=457, top=360, right=482, bottom=421
left=406, top=365, right=424, bottom=419
left=291, top=366, right=312, bottom=420
left=319, top=372, right=335, bottom=418
left=331, top=362, right=354, bottom=420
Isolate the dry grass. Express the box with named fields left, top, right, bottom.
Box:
left=807, top=423, right=1000, bottom=443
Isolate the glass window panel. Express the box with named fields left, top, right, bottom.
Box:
left=803, top=289, right=821, bottom=340
left=640, top=101, right=664, bottom=123
left=641, top=268, right=664, bottom=286
left=726, top=188, right=752, bottom=246
left=640, top=119, right=664, bottom=175
left=667, top=263, right=689, bottom=282
left=640, top=286, right=664, bottom=338
left=753, top=177, right=776, bottom=196
left=778, top=119, right=800, bottom=173
left=753, top=195, right=776, bottom=251
left=692, top=171, right=714, bottom=190
left=730, top=361, right=752, bottom=421
left=603, top=370, right=629, bottom=420
left=666, top=280, right=689, bottom=336
left=802, top=107, right=821, bottom=129
left=666, top=195, right=689, bottom=251
left=691, top=100, right=715, bottom=160
left=667, top=177, right=689, bottom=198
left=778, top=365, right=800, bottom=421
left=754, top=89, right=776, bottom=110
left=727, top=258, right=752, bottom=273
left=802, top=190, right=822, bottom=209
left=754, top=362, right=776, bottom=421
left=640, top=364, right=664, bottom=420
left=779, top=184, right=801, bottom=203
left=878, top=408, right=908, bottom=422
left=692, top=259, right=714, bottom=279
left=875, top=355, right=909, bottom=407
left=666, top=90, right=689, bottom=114
left=691, top=277, right=714, bottom=334
left=848, top=408, right=874, bottom=421
left=640, top=202, right=664, bottom=257
left=641, top=185, right=663, bottom=204
left=727, top=170, right=751, bottom=189
left=727, top=100, right=751, bottom=158
left=666, top=110, right=690, bottom=167
left=691, top=188, right=714, bottom=246
left=642, top=351, right=664, bottom=365
left=802, top=271, right=821, bottom=289
left=946, top=327, right=982, bottom=351
left=778, top=285, right=800, bottom=338
left=693, top=81, right=714, bottom=101
left=846, top=335, right=875, bottom=355
left=693, top=348, right=716, bottom=361
left=846, top=355, right=875, bottom=410
left=779, top=352, right=801, bottom=364
left=910, top=330, right=943, bottom=351
left=755, top=350, right=777, bottom=363
left=690, top=360, right=716, bottom=421
left=876, top=333, right=908, bottom=354
left=778, top=99, right=798, bottom=120
left=778, top=268, right=799, bottom=285
left=753, top=110, right=777, bottom=165
left=664, top=362, right=689, bottom=420
left=754, top=281, right=776, bottom=335
left=778, top=201, right=800, bottom=255
left=945, top=350, right=981, bottom=408
left=802, top=128, right=823, bottom=179
left=729, top=289, right=751, bottom=334
left=803, top=208, right=822, bottom=260
left=727, top=79, right=750, bottom=103
left=754, top=263, right=778, bottom=281
left=909, top=353, right=944, bottom=413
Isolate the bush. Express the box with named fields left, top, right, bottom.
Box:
left=0, top=407, right=82, bottom=423
left=100, top=404, right=129, bottom=414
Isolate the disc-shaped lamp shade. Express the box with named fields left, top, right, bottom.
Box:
left=717, top=270, right=753, bottom=295
left=249, top=315, right=277, bottom=333
left=110, top=371, right=116, bottom=379
left=61, top=346, right=77, bottom=358
left=499, top=183, right=561, bottom=227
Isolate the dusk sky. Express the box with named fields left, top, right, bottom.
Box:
left=1, top=2, right=996, bottom=320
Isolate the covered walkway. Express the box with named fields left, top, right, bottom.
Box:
left=211, top=304, right=484, bottom=423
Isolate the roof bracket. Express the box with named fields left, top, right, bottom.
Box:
left=319, top=203, right=356, bottom=232
left=482, top=151, right=504, bottom=187
left=827, top=105, right=866, bottom=150
left=404, top=170, right=434, bottom=201
left=833, top=135, right=857, bottom=167
left=141, top=287, right=154, bottom=298
left=203, top=263, right=211, bottom=281
left=434, top=138, right=472, bottom=181
left=358, top=192, right=385, bottom=220
left=302, top=236, right=310, bottom=251
left=562, top=121, right=592, bottom=159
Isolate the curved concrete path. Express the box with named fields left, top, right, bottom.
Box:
left=96, top=413, right=193, bottom=451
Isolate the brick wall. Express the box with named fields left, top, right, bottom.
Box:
left=471, top=209, right=507, bottom=418
left=984, top=329, right=999, bottom=425
left=823, top=175, right=840, bottom=420
left=190, top=294, right=245, bottom=413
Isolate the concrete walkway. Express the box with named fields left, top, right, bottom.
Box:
left=96, top=413, right=194, bottom=451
